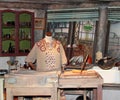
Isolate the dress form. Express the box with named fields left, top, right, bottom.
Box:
left=45, top=35, right=53, bottom=43
left=25, top=31, right=67, bottom=72
left=45, top=32, right=52, bottom=40
left=45, top=32, right=54, bottom=49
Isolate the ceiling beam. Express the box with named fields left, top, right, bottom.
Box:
left=0, top=0, right=119, bottom=10
left=0, top=2, right=48, bottom=9
left=0, top=0, right=120, bottom=4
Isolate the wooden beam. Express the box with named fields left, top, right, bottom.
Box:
left=0, top=0, right=103, bottom=4
left=0, top=0, right=120, bottom=4
left=0, top=1, right=119, bottom=10
left=0, top=1, right=99, bottom=10
left=0, top=2, right=47, bottom=9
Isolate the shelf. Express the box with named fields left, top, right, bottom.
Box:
left=2, top=26, right=15, bottom=28
left=19, top=38, right=31, bottom=41
left=2, top=38, right=15, bottom=41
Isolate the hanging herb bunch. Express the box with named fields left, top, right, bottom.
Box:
left=83, top=21, right=93, bottom=32
left=83, top=21, right=94, bottom=41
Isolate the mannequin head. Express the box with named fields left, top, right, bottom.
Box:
left=46, top=32, right=52, bottom=36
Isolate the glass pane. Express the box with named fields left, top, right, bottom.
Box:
left=19, top=40, right=30, bottom=53
left=73, top=21, right=95, bottom=61
left=108, top=22, right=120, bottom=58
left=19, top=13, right=31, bottom=27
left=2, top=12, right=15, bottom=53
left=47, top=22, right=69, bottom=49
left=19, top=13, right=32, bottom=53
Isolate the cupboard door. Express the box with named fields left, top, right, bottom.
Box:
left=1, top=10, right=16, bottom=56
left=18, top=11, right=34, bottom=55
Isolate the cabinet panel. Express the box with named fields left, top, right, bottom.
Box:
left=1, top=10, right=16, bottom=55
left=18, top=12, right=33, bottom=54
left=0, top=10, right=34, bottom=56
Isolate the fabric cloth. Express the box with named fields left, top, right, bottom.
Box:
left=25, top=38, right=67, bottom=72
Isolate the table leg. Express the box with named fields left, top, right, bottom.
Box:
left=93, top=89, right=97, bottom=100
left=97, top=85, right=102, bottom=100
left=6, top=88, right=13, bottom=100
left=93, top=85, right=102, bottom=100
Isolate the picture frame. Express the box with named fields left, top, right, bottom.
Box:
left=34, top=18, right=45, bottom=29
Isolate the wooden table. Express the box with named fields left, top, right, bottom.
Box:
left=58, top=70, right=103, bottom=100
left=4, top=70, right=103, bottom=100
left=4, top=70, right=59, bottom=100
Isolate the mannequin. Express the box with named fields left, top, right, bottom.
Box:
left=25, top=31, right=67, bottom=72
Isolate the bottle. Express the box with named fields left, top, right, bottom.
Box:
left=28, top=32, right=31, bottom=39
left=8, top=42, right=13, bottom=53
left=23, top=62, right=29, bottom=69
left=20, top=29, right=23, bottom=39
